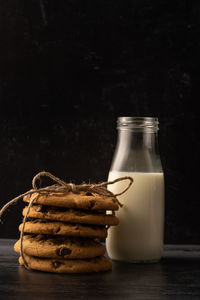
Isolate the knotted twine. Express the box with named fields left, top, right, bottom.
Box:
left=0, top=171, right=133, bottom=269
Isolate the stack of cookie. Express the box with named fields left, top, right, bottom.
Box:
left=14, top=189, right=119, bottom=273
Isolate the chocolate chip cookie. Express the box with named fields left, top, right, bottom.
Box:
left=19, top=253, right=112, bottom=273
left=22, top=205, right=119, bottom=226
left=19, top=220, right=107, bottom=238
left=23, top=190, right=119, bottom=211
left=14, top=235, right=105, bottom=259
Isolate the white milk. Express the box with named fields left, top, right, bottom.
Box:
left=106, top=171, right=164, bottom=262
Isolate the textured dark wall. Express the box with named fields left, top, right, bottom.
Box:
left=0, top=0, right=199, bottom=243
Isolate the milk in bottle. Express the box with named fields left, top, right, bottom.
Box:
left=106, top=117, right=165, bottom=262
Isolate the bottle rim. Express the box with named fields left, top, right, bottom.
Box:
left=117, top=116, right=159, bottom=132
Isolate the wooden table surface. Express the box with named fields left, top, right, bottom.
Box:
left=0, top=239, right=200, bottom=300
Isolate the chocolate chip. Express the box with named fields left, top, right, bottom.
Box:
left=85, top=191, right=93, bottom=196
left=112, top=199, right=117, bottom=203
left=53, top=261, right=63, bottom=269
left=58, top=247, right=72, bottom=257
left=89, top=200, right=96, bottom=209
left=55, top=227, right=61, bottom=233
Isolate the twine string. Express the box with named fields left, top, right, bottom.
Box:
left=0, top=171, right=133, bottom=269
left=19, top=193, right=39, bottom=269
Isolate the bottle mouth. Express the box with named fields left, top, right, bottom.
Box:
left=117, top=116, right=159, bottom=132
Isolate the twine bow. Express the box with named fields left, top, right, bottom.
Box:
left=0, top=171, right=133, bottom=269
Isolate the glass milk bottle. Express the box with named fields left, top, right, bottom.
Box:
left=106, top=117, right=164, bottom=263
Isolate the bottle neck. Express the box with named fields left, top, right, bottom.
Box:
left=118, top=130, right=158, bottom=153
left=110, top=129, right=162, bottom=173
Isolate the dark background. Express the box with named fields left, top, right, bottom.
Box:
left=0, top=0, right=199, bottom=243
